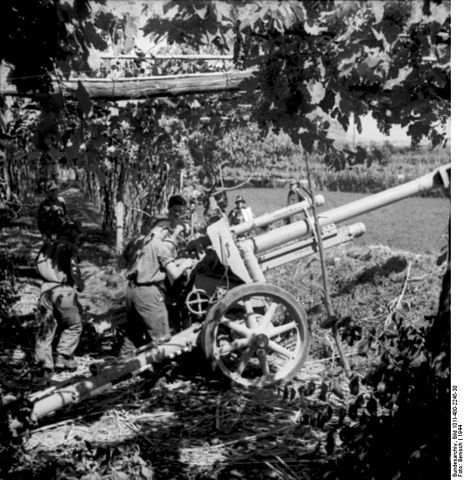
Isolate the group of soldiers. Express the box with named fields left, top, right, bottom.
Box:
left=32, top=179, right=306, bottom=383
left=33, top=185, right=198, bottom=383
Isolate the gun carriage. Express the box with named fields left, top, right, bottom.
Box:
left=11, top=164, right=450, bottom=429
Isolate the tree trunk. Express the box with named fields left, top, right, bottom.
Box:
left=115, top=201, right=124, bottom=254
left=115, top=162, right=126, bottom=254
left=102, top=182, right=113, bottom=232
left=2, top=151, right=11, bottom=200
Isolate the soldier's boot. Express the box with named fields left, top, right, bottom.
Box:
left=55, top=354, right=77, bottom=371
left=32, top=367, right=54, bottom=387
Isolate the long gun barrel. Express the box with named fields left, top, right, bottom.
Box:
left=317, top=163, right=450, bottom=226
left=239, top=163, right=450, bottom=256
left=230, top=194, right=325, bottom=236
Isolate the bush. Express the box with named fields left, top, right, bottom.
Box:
left=220, top=130, right=449, bottom=196
left=320, top=310, right=450, bottom=479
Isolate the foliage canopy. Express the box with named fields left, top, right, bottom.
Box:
left=0, top=1, right=451, bottom=225
left=142, top=0, right=450, bottom=168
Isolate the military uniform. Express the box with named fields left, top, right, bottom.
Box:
left=287, top=188, right=306, bottom=206
left=119, top=230, right=177, bottom=356
left=37, top=195, right=68, bottom=239
left=227, top=207, right=243, bottom=226
left=286, top=185, right=307, bottom=224
left=228, top=196, right=254, bottom=226
left=35, top=233, right=84, bottom=371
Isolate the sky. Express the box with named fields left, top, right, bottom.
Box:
left=343, top=113, right=414, bottom=146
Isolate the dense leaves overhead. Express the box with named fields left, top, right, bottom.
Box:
left=143, top=0, right=450, bottom=167
left=0, top=1, right=450, bottom=172
left=143, top=0, right=236, bottom=52
left=0, top=0, right=450, bottom=231
left=0, top=0, right=107, bottom=93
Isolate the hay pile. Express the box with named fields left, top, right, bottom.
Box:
left=0, top=242, right=445, bottom=479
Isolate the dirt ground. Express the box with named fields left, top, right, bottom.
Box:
left=0, top=189, right=448, bottom=479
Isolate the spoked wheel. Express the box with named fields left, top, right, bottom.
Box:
left=200, top=283, right=310, bottom=388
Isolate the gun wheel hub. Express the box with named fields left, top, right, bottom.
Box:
left=254, top=333, right=269, bottom=348
left=201, top=283, right=311, bottom=388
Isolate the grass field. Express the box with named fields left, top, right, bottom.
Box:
left=227, top=188, right=450, bottom=254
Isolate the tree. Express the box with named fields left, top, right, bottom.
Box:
left=0, top=0, right=450, bottom=244
left=0, top=0, right=111, bottom=205
left=144, top=0, right=450, bottom=168
left=0, top=0, right=107, bottom=94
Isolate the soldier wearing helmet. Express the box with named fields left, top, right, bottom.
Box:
left=228, top=195, right=254, bottom=226
left=286, top=179, right=307, bottom=224
left=37, top=180, right=68, bottom=240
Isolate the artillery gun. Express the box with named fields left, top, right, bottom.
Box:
left=7, top=163, right=450, bottom=432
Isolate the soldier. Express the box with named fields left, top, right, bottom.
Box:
left=228, top=195, right=254, bottom=226
left=287, top=180, right=306, bottom=206
left=34, top=220, right=84, bottom=382
left=118, top=198, right=195, bottom=357
left=37, top=181, right=68, bottom=240
left=286, top=180, right=307, bottom=224
left=203, top=190, right=229, bottom=226
left=148, top=195, right=191, bottom=235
